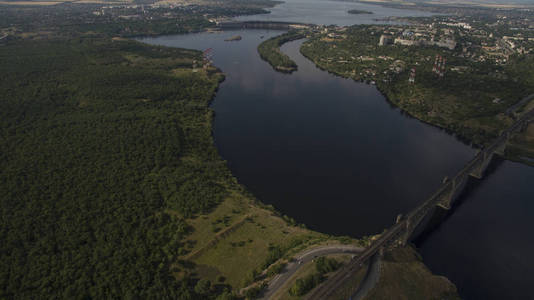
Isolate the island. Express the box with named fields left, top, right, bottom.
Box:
left=257, top=30, right=304, bottom=73
left=348, top=9, right=373, bottom=14
left=224, top=35, right=242, bottom=41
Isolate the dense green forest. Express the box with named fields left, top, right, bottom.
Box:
left=257, top=30, right=304, bottom=73
left=0, top=37, right=235, bottom=298
left=0, top=4, right=337, bottom=298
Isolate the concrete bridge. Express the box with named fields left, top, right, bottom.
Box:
left=305, top=107, right=534, bottom=300
left=215, top=20, right=311, bottom=30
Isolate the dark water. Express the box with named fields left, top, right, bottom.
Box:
left=139, top=22, right=534, bottom=299
left=140, top=28, right=534, bottom=299
left=417, top=159, right=534, bottom=300
left=140, top=31, right=475, bottom=237
left=236, top=0, right=434, bottom=26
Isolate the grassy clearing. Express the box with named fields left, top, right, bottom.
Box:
left=184, top=188, right=329, bottom=288
left=363, top=246, right=460, bottom=300
left=181, top=190, right=252, bottom=259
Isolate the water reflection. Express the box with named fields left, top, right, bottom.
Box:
left=140, top=31, right=475, bottom=237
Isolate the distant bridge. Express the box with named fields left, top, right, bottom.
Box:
left=215, top=20, right=311, bottom=30
left=305, top=107, right=534, bottom=300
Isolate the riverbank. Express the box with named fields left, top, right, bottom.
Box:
left=136, top=28, right=470, bottom=298
left=362, top=246, right=461, bottom=300
left=297, top=25, right=534, bottom=154
left=251, top=26, right=532, bottom=298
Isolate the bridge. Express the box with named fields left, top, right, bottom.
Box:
left=215, top=20, right=311, bottom=30
left=305, top=107, right=534, bottom=300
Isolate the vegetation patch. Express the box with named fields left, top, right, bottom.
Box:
left=288, top=256, right=341, bottom=297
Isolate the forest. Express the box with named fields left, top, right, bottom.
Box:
left=0, top=37, right=235, bottom=299
left=0, top=2, right=344, bottom=298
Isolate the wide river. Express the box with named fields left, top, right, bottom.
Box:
left=139, top=2, right=534, bottom=299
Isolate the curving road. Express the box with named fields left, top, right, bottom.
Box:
left=259, top=245, right=363, bottom=299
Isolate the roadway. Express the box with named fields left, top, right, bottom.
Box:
left=505, top=93, right=534, bottom=115
left=259, top=245, right=363, bottom=300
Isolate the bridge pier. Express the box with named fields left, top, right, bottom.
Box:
left=438, top=174, right=468, bottom=209
left=378, top=246, right=385, bottom=257
left=494, top=141, right=507, bottom=156
left=470, top=151, right=493, bottom=179
left=518, top=117, right=533, bottom=132
left=402, top=208, right=429, bottom=245
left=401, top=219, right=411, bottom=246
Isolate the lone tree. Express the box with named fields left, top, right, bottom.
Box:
left=194, top=279, right=211, bottom=295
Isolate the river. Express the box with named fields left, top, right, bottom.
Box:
left=138, top=1, right=534, bottom=298
left=141, top=30, right=475, bottom=236
left=417, top=158, right=534, bottom=300
left=236, top=0, right=434, bottom=25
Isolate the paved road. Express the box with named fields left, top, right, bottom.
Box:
left=259, top=245, right=363, bottom=300
left=506, top=93, right=534, bottom=115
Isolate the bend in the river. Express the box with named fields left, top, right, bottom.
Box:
left=139, top=17, right=534, bottom=298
